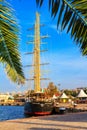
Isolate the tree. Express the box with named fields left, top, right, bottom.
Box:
left=64, top=89, right=77, bottom=97
left=0, top=0, right=25, bottom=84
left=36, top=0, right=87, bottom=55
left=47, top=82, right=59, bottom=97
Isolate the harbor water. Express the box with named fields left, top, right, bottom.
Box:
left=0, top=106, right=25, bottom=121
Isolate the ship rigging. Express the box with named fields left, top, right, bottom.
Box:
left=24, top=12, right=53, bottom=116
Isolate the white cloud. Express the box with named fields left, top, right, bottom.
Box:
left=48, top=24, right=67, bottom=34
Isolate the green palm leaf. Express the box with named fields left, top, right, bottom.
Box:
left=0, top=0, right=25, bottom=84
left=36, top=0, right=87, bottom=55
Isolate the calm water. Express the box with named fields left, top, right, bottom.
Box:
left=0, top=106, right=25, bottom=121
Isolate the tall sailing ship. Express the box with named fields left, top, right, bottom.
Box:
left=24, top=12, right=53, bottom=116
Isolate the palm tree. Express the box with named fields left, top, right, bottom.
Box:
left=0, top=0, right=25, bottom=84
left=36, top=0, right=87, bottom=55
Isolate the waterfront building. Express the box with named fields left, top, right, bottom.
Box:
left=0, top=93, right=14, bottom=104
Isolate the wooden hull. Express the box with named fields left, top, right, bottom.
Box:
left=24, top=101, right=53, bottom=116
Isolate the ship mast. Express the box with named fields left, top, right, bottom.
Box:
left=25, top=12, right=49, bottom=92
left=34, top=12, right=40, bottom=92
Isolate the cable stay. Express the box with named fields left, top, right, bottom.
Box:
left=40, top=49, right=48, bottom=52
left=41, top=35, right=49, bottom=39
left=27, top=35, right=49, bottom=38
left=24, top=49, right=48, bottom=55
left=25, top=52, right=34, bottom=55
left=26, top=78, right=50, bottom=81
left=24, top=63, right=49, bottom=67
left=27, top=41, right=34, bottom=44
left=27, top=24, right=45, bottom=31
left=27, top=41, right=47, bottom=44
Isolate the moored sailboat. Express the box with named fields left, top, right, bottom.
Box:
left=24, top=12, right=53, bottom=116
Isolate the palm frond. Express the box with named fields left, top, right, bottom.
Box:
left=0, top=0, right=25, bottom=84
left=36, top=0, right=44, bottom=7
left=5, top=64, right=25, bottom=84
left=36, top=0, right=87, bottom=55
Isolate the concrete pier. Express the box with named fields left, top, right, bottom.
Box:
left=0, top=112, right=87, bottom=130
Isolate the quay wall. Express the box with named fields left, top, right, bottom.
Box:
left=0, top=102, right=25, bottom=106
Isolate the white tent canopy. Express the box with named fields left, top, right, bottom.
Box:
left=60, top=92, right=69, bottom=99
left=52, top=94, right=58, bottom=99
left=77, top=89, right=87, bottom=98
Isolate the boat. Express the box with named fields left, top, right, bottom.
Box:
left=24, top=12, right=53, bottom=116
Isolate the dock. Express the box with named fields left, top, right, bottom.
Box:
left=0, top=112, right=87, bottom=130
left=0, top=102, right=25, bottom=106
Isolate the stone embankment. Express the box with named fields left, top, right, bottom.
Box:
left=0, top=102, right=24, bottom=106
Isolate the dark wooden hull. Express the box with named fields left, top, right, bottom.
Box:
left=24, top=101, right=53, bottom=116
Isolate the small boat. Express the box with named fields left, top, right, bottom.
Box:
left=53, top=106, right=66, bottom=114
left=24, top=12, right=53, bottom=116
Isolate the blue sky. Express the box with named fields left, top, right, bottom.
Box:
left=0, top=0, right=87, bottom=93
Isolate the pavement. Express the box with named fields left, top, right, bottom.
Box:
left=0, top=112, right=87, bottom=130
